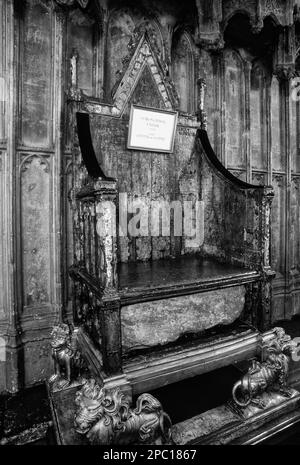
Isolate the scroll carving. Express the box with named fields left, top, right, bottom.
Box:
left=74, top=379, right=172, bottom=445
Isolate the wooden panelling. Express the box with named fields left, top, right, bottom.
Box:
left=20, top=1, right=52, bottom=148
left=250, top=63, right=268, bottom=171
left=20, top=155, right=51, bottom=307
left=106, top=9, right=135, bottom=97
left=270, top=76, right=283, bottom=171
left=62, top=157, right=74, bottom=317
left=89, top=113, right=200, bottom=263
left=0, top=1, right=6, bottom=142
left=198, top=49, right=218, bottom=153
left=271, top=174, right=286, bottom=277
left=67, top=9, right=94, bottom=96
left=224, top=49, right=246, bottom=169
left=290, top=177, right=300, bottom=271
left=0, top=151, right=4, bottom=319
left=290, top=85, right=300, bottom=173
left=171, top=31, right=194, bottom=113
left=0, top=0, right=64, bottom=392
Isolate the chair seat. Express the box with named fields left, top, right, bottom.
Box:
left=119, top=255, right=259, bottom=305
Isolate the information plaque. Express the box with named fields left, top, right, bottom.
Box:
left=127, top=105, right=178, bottom=153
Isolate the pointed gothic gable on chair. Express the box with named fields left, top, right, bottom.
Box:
left=83, top=32, right=179, bottom=116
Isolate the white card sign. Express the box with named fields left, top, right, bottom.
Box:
left=127, top=105, right=178, bottom=153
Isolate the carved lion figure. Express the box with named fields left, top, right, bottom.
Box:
left=49, top=324, right=82, bottom=389
left=232, top=327, right=296, bottom=408
left=74, top=379, right=172, bottom=445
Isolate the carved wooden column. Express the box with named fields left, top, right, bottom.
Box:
left=259, top=186, right=276, bottom=330
left=244, top=60, right=252, bottom=184
left=74, top=178, right=122, bottom=376
left=0, top=0, right=23, bottom=393
left=273, top=24, right=297, bottom=319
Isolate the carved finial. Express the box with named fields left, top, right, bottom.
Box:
left=197, top=78, right=207, bottom=130
left=70, top=49, right=79, bottom=88
left=69, top=49, right=83, bottom=101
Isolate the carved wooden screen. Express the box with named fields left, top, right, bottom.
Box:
left=67, top=9, right=95, bottom=96
left=250, top=61, right=268, bottom=174
left=224, top=49, right=246, bottom=176
left=105, top=9, right=136, bottom=98
left=171, top=30, right=195, bottom=114
left=270, top=75, right=286, bottom=320
left=0, top=2, right=6, bottom=141
left=203, top=40, right=300, bottom=322
left=289, top=55, right=300, bottom=314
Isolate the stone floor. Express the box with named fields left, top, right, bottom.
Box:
left=0, top=383, right=54, bottom=445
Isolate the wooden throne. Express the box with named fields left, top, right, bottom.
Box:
left=48, top=33, right=299, bottom=445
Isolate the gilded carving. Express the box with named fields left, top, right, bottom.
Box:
left=74, top=379, right=172, bottom=445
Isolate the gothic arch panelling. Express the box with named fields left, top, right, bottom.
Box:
left=62, top=156, right=74, bottom=319
left=0, top=151, right=4, bottom=318
left=291, top=54, right=300, bottom=173
left=198, top=49, right=221, bottom=156
left=222, top=0, right=294, bottom=32
left=105, top=8, right=165, bottom=100
left=105, top=9, right=136, bottom=96
left=223, top=48, right=246, bottom=169
left=0, top=1, right=7, bottom=142
left=271, top=173, right=286, bottom=277
left=290, top=177, right=300, bottom=271
left=19, top=1, right=53, bottom=148
left=250, top=61, right=269, bottom=171
left=171, top=29, right=195, bottom=114
left=20, top=154, right=51, bottom=308
left=222, top=0, right=258, bottom=31
left=67, top=8, right=96, bottom=96
left=270, top=75, right=283, bottom=171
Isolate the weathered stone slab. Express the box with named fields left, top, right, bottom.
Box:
left=121, top=285, right=245, bottom=352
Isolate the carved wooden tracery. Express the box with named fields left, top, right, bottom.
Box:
left=171, top=29, right=195, bottom=113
